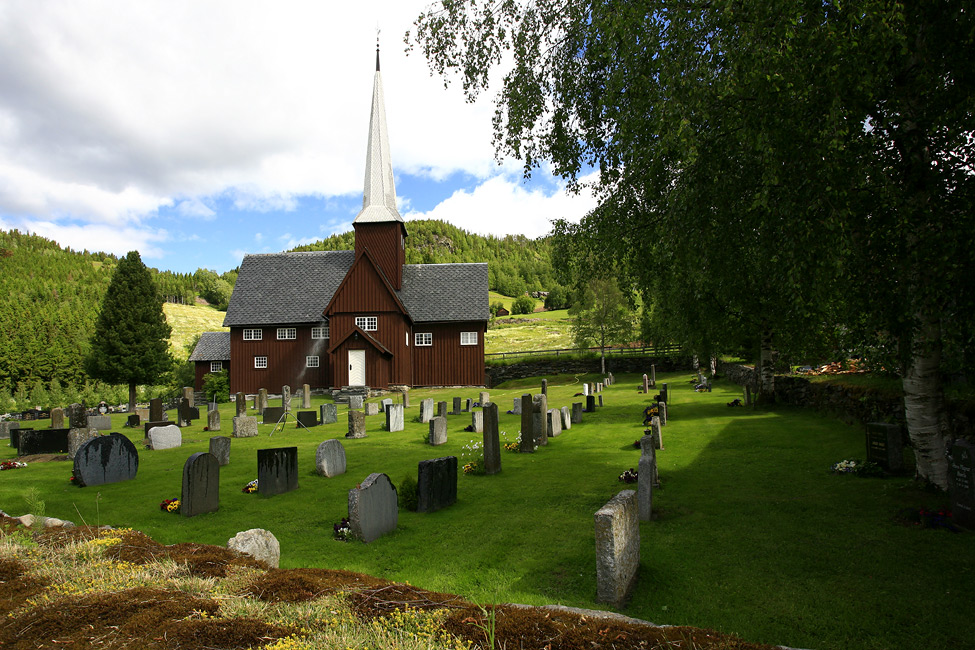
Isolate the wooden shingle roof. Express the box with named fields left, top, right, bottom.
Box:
left=188, top=331, right=231, bottom=361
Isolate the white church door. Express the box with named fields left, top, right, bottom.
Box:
left=348, top=350, right=366, bottom=386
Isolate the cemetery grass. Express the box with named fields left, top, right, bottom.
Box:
left=2, top=376, right=972, bottom=649
left=485, top=314, right=573, bottom=353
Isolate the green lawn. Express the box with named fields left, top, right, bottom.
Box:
left=163, top=302, right=228, bottom=358
left=2, top=373, right=970, bottom=649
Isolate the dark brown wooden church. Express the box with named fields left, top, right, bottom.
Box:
left=194, top=52, right=489, bottom=394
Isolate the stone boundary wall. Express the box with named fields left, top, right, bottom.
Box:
left=486, top=356, right=694, bottom=387
left=718, top=363, right=975, bottom=439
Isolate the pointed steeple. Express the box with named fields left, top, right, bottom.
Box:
left=354, top=43, right=402, bottom=224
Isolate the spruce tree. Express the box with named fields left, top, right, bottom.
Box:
left=85, top=251, right=172, bottom=411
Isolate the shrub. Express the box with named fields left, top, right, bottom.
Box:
left=202, top=370, right=230, bottom=403
left=398, top=474, right=418, bottom=511
left=511, top=295, right=536, bottom=315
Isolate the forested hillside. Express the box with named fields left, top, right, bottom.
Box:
left=292, top=219, right=556, bottom=296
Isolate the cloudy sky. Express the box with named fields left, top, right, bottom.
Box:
left=0, top=1, right=598, bottom=274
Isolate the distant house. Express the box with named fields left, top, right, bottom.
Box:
left=193, top=50, right=489, bottom=394
left=496, top=307, right=510, bottom=317
left=187, top=331, right=230, bottom=391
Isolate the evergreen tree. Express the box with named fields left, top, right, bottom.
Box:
left=85, top=251, right=173, bottom=411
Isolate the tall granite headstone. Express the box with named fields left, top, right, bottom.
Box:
left=658, top=401, right=667, bottom=426
left=532, top=394, right=548, bottom=446
left=560, top=405, right=572, bottom=430
left=420, top=398, right=434, bottom=423
left=258, top=388, right=269, bottom=412
left=479, top=391, right=490, bottom=406
left=471, top=410, right=484, bottom=434
left=320, top=403, right=338, bottom=425
left=182, top=452, right=219, bottom=517
left=66, top=403, right=88, bottom=429
left=257, top=447, right=299, bottom=496
left=638, top=434, right=656, bottom=522
left=302, top=384, right=311, bottom=409
left=519, top=394, right=534, bottom=453
left=451, top=397, right=462, bottom=415
left=281, top=385, right=292, bottom=412
left=572, top=402, right=583, bottom=424
left=483, top=402, right=501, bottom=475
left=182, top=386, right=195, bottom=408
left=417, top=456, right=458, bottom=513
left=235, top=393, right=247, bottom=417
left=386, top=404, right=405, bottom=432
left=438, top=401, right=448, bottom=418
left=50, top=407, right=65, bottom=429
left=315, top=439, right=347, bottom=477
left=547, top=409, right=561, bottom=437
left=347, top=410, right=366, bottom=439
left=149, top=398, right=164, bottom=422
left=209, top=436, right=231, bottom=466
left=586, top=395, right=596, bottom=412
left=207, top=409, right=221, bottom=432
left=429, top=417, right=447, bottom=445
left=541, top=378, right=548, bottom=396
left=595, top=490, right=640, bottom=607
left=512, top=397, right=522, bottom=415
left=650, top=365, right=656, bottom=387
left=348, top=473, right=398, bottom=542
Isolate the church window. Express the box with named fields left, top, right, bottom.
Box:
left=356, top=316, right=378, bottom=331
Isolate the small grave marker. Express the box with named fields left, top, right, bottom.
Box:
left=386, top=404, right=405, bottom=432
left=315, top=439, right=347, bottom=477
left=209, top=436, right=231, bottom=466
left=296, top=411, right=318, bottom=428
left=182, top=452, right=219, bottom=517
left=865, top=423, right=904, bottom=472
left=348, top=473, right=398, bottom=542
left=347, top=411, right=366, bottom=439
left=429, top=417, right=447, bottom=445
left=417, top=456, right=458, bottom=513
left=321, top=403, right=338, bottom=425
left=232, top=416, right=258, bottom=438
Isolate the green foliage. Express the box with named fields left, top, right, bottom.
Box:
left=543, top=285, right=571, bottom=311
left=510, top=295, right=536, bottom=315
left=85, top=251, right=173, bottom=407
left=489, top=300, right=506, bottom=318
left=202, top=370, right=230, bottom=403
left=397, top=474, right=418, bottom=511
left=569, top=278, right=635, bottom=371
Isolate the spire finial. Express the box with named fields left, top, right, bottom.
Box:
left=376, top=27, right=381, bottom=71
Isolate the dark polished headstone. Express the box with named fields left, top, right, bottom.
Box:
left=126, top=413, right=140, bottom=427
left=149, top=398, right=164, bottom=422
left=182, top=452, right=219, bottom=517
left=865, top=422, right=904, bottom=472
left=586, top=395, right=597, bottom=412
left=572, top=402, right=583, bottom=423
left=72, top=433, right=139, bottom=487
left=948, top=440, right=975, bottom=529
left=263, top=406, right=285, bottom=425
left=257, top=447, right=299, bottom=496
left=144, top=420, right=169, bottom=437
left=296, top=411, right=318, bottom=428
left=66, top=403, right=87, bottom=429
left=19, top=429, right=69, bottom=456
left=417, top=456, right=458, bottom=513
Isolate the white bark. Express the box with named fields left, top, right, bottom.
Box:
left=902, top=317, right=949, bottom=489
left=757, top=328, right=776, bottom=403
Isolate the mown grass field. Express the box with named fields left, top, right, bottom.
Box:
left=2, top=372, right=970, bottom=650
left=163, top=302, right=228, bottom=358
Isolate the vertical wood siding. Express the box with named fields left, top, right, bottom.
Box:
left=228, top=327, right=332, bottom=394
left=412, top=321, right=486, bottom=386
left=353, top=223, right=405, bottom=289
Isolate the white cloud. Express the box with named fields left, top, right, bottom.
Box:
left=176, top=198, right=215, bottom=219
left=405, top=172, right=600, bottom=239
left=19, top=219, right=168, bottom=259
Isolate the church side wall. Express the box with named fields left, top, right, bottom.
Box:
left=412, top=321, right=486, bottom=386
left=228, top=326, right=331, bottom=394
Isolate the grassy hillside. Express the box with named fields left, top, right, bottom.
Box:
left=163, top=302, right=229, bottom=358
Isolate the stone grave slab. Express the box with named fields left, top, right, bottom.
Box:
left=135, top=407, right=149, bottom=422
left=386, top=404, right=405, bottom=432
left=471, top=410, right=484, bottom=434
left=320, top=403, right=338, bottom=425
left=207, top=409, right=221, bottom=432
left=258, top=388, right=269, bottom=412
left=348, top=395, right=364, bottom=410
left=479, top=391, right=490, bottom=406
left=658, top=401, right=668, bottom=425
left=420, top=398, right=434, bottom=423
left=560, top=406, right=572, bottom=430
left=68, top=427, right=98, bottom=458
left=126, top=414, right=140, bottom=428
left=519, top=394, right=534, bottom=453
left=512, top=397, right=522, bottom=415
left=365, top=402, right=380, bottom=416
left=257, top=447, right=299, bottom=496
left=0, top=421, right=20, bottom=440
left=149, top=398, right=164, bottom=422
left=348, top=472, right=398, bottom=542
left=595, top=490, right=640, bottom=607
left=263, top=406, right=285, bottom=425
left=381, top=398, right=393, bottom=413
left=18, top=428, right=69, bottom=456
left=209, top=436, right=231, bottom=466
left=347, top=410, right=366, bottom=438
left=72, top=433, right=139, bottom=487
left=282, top=385, right=292, bottom=412
left=451, top=397, right=462, bottom=415
left=547, top=409, right=562, bottom=437
left=947, top=440, right=975, bottom=529
left=148, top=425, right=182, bottom=450
left=50, top=408, right=65, bottom=429
left=482, top=403, right=501, bottom=475
left=66, top=403, right=88, bottom=429
left=315, top=439, right=347, bottom=477
left=638, top=434, right=657, bottom=522
left=417, top=456, right=458, bottom=513
left=541, top=378, right=548, bottom=395
left=182, top=452, right=220, bottom=517
left=302, top=384, right=311, bottom=409
left=532, top=394, right=548, bottom=446
left=586, top=395, right=596, bottom=412
left=572, top=402, right=583, bottom=424
left=438, top=401, right=448, bottom=418
left=865, top=422, right=904, bottom=472
left=232, top=416, right=258, bottom=438
left=144, top=421, right=169, bottom=437
left=296, top=411, right=318, bottom=428
left=428, top=417, right=447, bottom=445
left=182, top=386, right=195, bottom=407
left=235, top=392, right=248, bottom=416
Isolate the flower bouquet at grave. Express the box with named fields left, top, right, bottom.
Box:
left=618, top=468, right=638, bottom=483
left=500, top=431, right=520, bottom=452
left=1, top=460, right=27, bottom=471
left=895, top=507, right=961, bottom=532
left=333, top=517, right=352, bottom=541
left=160, top=498, right=180, bottom=513
left=830, top=459, right=883, bottom=477
left=242, top=479, right=258, bottom=494
left=461, top=439, right=485, bottom=474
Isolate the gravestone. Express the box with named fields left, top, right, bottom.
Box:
left=263, top=406, right=285, bottom=425
left=302, top=384, right=311, bottom=409
left=257, top=447, right=299, bottom=496
left=296, top=411, right=318, bottom=428
left=650, top=365, right=656, bottom=386
left=438, top=401, right=448, bottom=418
left=0, top=421, right=19, bottom=440
left=282, top=385, right=292, bottom=412
left=451, top=397, right=462, bottom=415
left=232, top=416, right=258, bottom=438
left=560, top=405, right=572, bottom=430
left=464, top=398, right=473, bottom=412
left=386, top=404, right=405, bottom=432
left=348, top=473, right=398, bottom=542
left=417, top=456, right=458, bottom=513
left=68, top=427, right=97, bottom=459
left=658, top=401, right=668, bottom=426
left=347, top=411, right=366, bottom=439
left=8, top=426, right=26, bottom=448
left=479, top=391, right=490, bottom=406
left=207, top=409, right=221, bottom=432
left=519, top=394, right=535, bottom=453
left=50, top=407, right=65, bottom=429
left=66, top=403, right=88, bottom=429
left=483, top=402, right=501, bottom=475
left=365, top=402, right=380, bottom=416
left=135, top=407, right=149, bottom=422
left=865, top=422, right=904, bottom=472
left=182, top=452, right=219, bottom=517
left=320, top=403, right=338, bottom=425
left=149, top=398, right=164, bottom=422
left=532, top=394, right=548, bottom=446
left=547, top=409, right=562, bottom=437
left=586, top=395, right=596, bottom=412
left=420, top=398, right=434, bottom=423
left=947, top=440, right=975, bottom=529
left=209, top=436, right=231, bottom=466
left=597, top=382, right=603, bottom=393
left=148, top=424, right=182, bottom=450
left=638, top=434, right=657, bottom=522
left=595, top=490, right=640, bottom=607
left=598, top=395, right=604, bottom=407
left=258, top=388, right=269, bottom=412
left=429, top=417, right=447, bottom=445
left=471, top=410, right=484, bottom=434
left=127, top=414, right=140, bottom=427
left=660, top=383, right=669, bottom=404
left=144, top=421, right=169, bottom=437
left=381, top=398, right=393, bottom=413
left=512, top=397, right=522, bottom=415
left=235, top=393, right=247, bottom=416
left=541, top=379, right=548, bottom=396
left=182, top=386, right=195, bottom=407
left=253, top=394, right=259, bottom=410
left=400, top=390, right=410, bottom=408
left=642, top=374, right=649, bottom=394
left=315, top=439, right=347, bottom=477
left=177, top=398, right=194, bottom=427
left=348, top=395, right=364, bottom=410
left=72, top=433, right=139, bottom=487
left=583, top=383, right=590, bottom=397
left=572, top=403, right=583, bottom=424
left=19, top=429, right=69, bottom=456
left=650, top=416, right=663, bottom=450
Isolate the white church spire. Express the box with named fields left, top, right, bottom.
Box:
left=354, top=42, right=402, bottom=224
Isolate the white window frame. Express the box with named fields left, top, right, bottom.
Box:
left=210, top=361, right=223, bottom=373
left=254, top=356, right=268, bottom=369
left=311, top=324, right=329, bottom=340
left=243, top=328, right=262, bottom=341
left=277, top=327, right=297, bottom=340
left=355, top=316, right=378, bottom=331
left=460, top=331, right=478, bottom=346
left=415, top=332, right=432, bottom=346
left=306, top=355, right=320, bottom=368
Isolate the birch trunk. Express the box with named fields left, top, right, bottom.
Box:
left=902, top=316, right=949, bottom=488
left=757, top=328, right=776, bottom=404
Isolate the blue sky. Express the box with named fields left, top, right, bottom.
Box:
left=0, top=1, right=598, bottom=275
